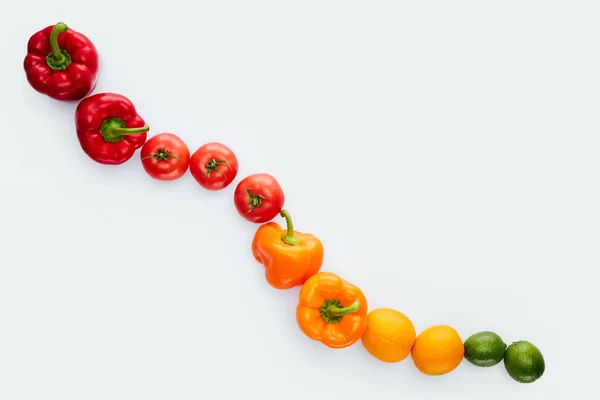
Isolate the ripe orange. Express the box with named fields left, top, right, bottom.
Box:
left=411, top=325, right=464, bottom=375
left=360, top=308, right=416, bottom=363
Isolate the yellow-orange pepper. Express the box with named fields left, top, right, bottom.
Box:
left=296, top=272, right=368, bottom=349
left=252, top=209, right=324, bottom=290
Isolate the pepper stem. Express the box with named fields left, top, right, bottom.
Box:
left=111, top=125, right=150, bottom=135
left=45, top=22, right=73, bottom=71
left=327, top=300, right=360, bottom=317
left=100, top=117, right=149, bottom=143
left=279, top=209, right=300, bottom=245
left=319, top=299, right=360, bottom=323
left=46, top=22, right=72, bottom=71
left=50, top=22, right=68, bottom=60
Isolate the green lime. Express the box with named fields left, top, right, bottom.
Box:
left=504, top=340, right=545, bottom=383
left=463, top=331, right=507, bottom=367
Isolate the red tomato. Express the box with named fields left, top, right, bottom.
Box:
left=189, top=142, right=239, bottom=190
left=140, top=133, right=190, bottom=180
left=234, top=173, right=285, bottom=223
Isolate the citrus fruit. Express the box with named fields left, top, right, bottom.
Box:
left=463, top=331, right=507, bottom=367
left=503, top=340, right=545, bottom=383
left=411, top=325, right=464, bottom=375
left=360, top=308, right=416, bottom=363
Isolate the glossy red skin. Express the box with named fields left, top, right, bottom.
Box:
left=75, top=93, right=147, bottom=165
left=190, top=142, right=239, bottom=190
left=140, top=133, right=190, bottom=181
left=234, top=174, right=285, bottom=223
left=24, top=25, right=99, bottom=101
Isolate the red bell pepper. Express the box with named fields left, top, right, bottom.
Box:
left=23, top=22, right=99, bottom=101
left=75, top=93, right=150, bottom=165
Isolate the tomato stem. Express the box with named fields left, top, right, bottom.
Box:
left=142, top=148, right=179, bottom=161
left=204, top=159, right=229, bottom=176
left=246, top=189, right=268, bottom=214
left=279, top=209, right=300, bottom=245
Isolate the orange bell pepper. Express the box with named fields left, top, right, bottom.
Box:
left=296, top=272, right=368, bottom=349
left=252, top=209, right=324, bottom=290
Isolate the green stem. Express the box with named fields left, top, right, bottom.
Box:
left=319, top=299, right=360, bottom=323
left=279, top=209, right=300, bottom=245
left=245, top=189, right=268, bottom=214
left=50, top=22, right=68, bottom=61
left=100, top=118, right=149, bottom=143
left=204, top=159, right=229, bottom=176
left=46, top=22, right=71, bottom=71
left=111, top=125, right=150, bottom=135
left=142, top=148, right=179, bottom=161
left=327, top=300, right=360, bottom=317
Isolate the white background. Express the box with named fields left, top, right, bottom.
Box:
left=1, top=1, right=598, bottom=399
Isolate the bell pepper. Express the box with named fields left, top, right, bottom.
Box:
left=23, top=22, right=99, bottom=101
left=75, top=93, right=149, bottom=165
left=296, top=272, right=368, bottom=349
left=252, top=209, right=324, bottom=290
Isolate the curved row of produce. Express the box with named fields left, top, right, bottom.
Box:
left=23, top=22, right=546, bottom=384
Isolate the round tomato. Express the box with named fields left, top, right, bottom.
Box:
left=140, top=133, right=190, bottom=180
left=189, top=142, right=239, bottom=190
left=234, top=173, right=285, bottom=223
